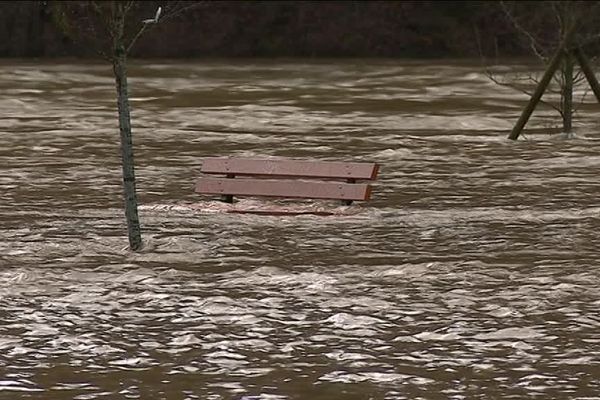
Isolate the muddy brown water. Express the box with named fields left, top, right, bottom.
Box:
left=1, top=59, right=600, bottom=399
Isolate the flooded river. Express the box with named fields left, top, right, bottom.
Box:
left=1, top=59, right=599, bottom=399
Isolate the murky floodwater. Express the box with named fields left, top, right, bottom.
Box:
left=1, top=59, right=600, bottom=399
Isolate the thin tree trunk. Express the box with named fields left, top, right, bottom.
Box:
left=507, top=47, right=564, bottom=140
left=508, top=25, right=576, bottom=140
left=573, top=47, right=600, bottom=103
left=561, top=50, right=573, bottom=133
left=113, top=45, right=142, bottom=251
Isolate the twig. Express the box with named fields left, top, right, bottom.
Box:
left=484, top=68, right=561, bottom=112
left=126, top=2, right=204, bottom=55
left=126, top=24, right=147, bottom=54
left=500, top=1, right=546, bottom=62
left=159, top=1, right=206, bottom=24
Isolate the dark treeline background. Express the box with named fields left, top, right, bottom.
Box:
left=0, top=1, right=568, bottom=58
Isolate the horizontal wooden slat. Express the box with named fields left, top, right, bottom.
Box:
left=201, top=158, right=378, bottom=180
left=195, top=178, right=372, bottom=201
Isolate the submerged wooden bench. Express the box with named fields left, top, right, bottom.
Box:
left=195, top=157, right=379, bottom=213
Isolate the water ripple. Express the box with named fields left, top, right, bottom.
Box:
left=1, top=60, right=600, bottom=399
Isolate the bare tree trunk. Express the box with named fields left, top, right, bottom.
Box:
left=561, top=50, right=574, bottom=133
left=113, top=44, right=142, bottom=251
left=507, top=24, right=576, bottom=140
left=574, top=47, right=600, bottom=103
left=507, top=46, right=564, bottom=140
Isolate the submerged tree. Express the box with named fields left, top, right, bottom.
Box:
left=51, top=1, right=198, bottom=251
left=479, top=1, right=600, bottom=139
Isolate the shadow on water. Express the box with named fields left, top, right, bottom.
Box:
left=1, top=59, right=600, bottom=399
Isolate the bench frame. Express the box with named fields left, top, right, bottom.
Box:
left=195, top=157, right=379, bottom=209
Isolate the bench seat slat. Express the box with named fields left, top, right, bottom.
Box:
left=195, top=178, right=372, bottom=201
left=201, top=158, right=378, bottom=180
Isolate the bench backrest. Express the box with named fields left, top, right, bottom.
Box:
left=201, top=158, right=379, bottom=180
left=196, top=157, right=379, bottom=201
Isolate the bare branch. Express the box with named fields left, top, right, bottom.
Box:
left=126, top=24, right=148, bottom=54
left=551, top=1, right=563, bottom=36
left=124, top=1, right=135, bottom=16
left=573, top=69, right=586, bottom=85
left=500, top=1, right=547, bottom=62
left=483, top=68, right=561, bottom=113
left=125, top=2, right=204, bottom=55
left=159, top=1, right=206, bottom=24
left=573, top=86, right=590, bottom=114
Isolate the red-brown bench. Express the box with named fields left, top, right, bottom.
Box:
left=195, top=157, right=379, bottom=213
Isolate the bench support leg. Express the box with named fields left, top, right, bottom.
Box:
left=221, top=173, right=235, bottom=203
left=342, top=178, right=355, bottom=206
